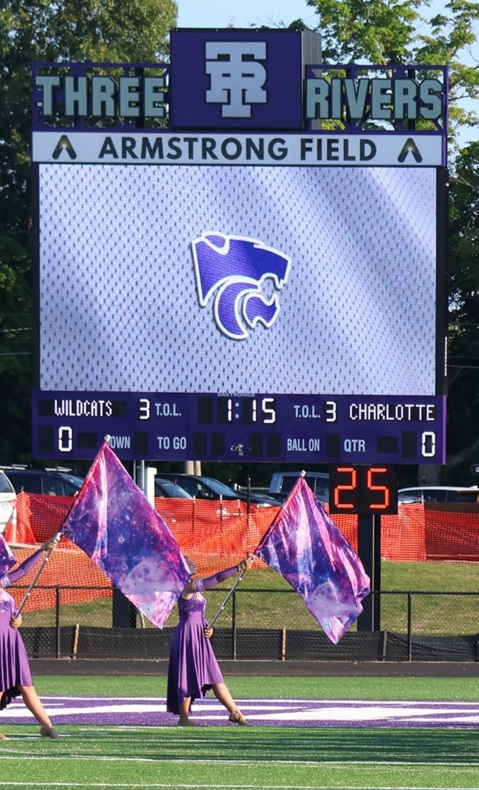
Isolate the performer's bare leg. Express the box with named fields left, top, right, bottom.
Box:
left=177, top=684, right=247, bottom=726
left=210, top=682, right=247, bottom=724
left=18, top=684, right=58, bottom=737
left=0, top=691, right=5, bottom=739
left=177, top=697, right=194, bottom=725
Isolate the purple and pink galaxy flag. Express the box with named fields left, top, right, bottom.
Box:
left=61, top=441, right=190, bottom=628
left=0, top=532, right=17, bottom=577
left=255, top=477, right=370, bottom=644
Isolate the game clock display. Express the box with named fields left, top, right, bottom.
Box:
left=32, top=390, right=445, bottom=464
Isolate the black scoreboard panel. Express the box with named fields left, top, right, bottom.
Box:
left=329, top=464, right=398, bottom=515
left=33, top=391, right=445, bottom=463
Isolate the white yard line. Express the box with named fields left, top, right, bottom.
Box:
left=0, top=782, right=478, bottom=790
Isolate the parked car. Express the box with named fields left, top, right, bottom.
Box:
left=0, top=469, right=17, bottom=534
left=398, top=486, right=479, bottom=504
left=4, top=467, right=84, bottom=497
left=268, top=471, right=330, bottom=503
left=153, top=477, right=195, bottom=525
left=154, top=477, right=193, bottom=499
left=157, top=473, right=278, bottom=507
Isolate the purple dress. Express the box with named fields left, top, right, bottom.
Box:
left=0, top=550, right=43, bottom=710
left=166, top=566, right=237, bottom=715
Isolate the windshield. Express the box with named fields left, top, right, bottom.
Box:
left=156, top=479, right=192, bottom=498
left=0, top=474, right=14, bottom=495
left=63, top=475, right=84, bottom=490
left=201, top=477, right=237, bottom=496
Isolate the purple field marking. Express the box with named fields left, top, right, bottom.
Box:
left=3, top=697, right=479, bottom=728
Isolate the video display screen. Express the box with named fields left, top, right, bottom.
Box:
left=36, top=164, right=442, bottom=397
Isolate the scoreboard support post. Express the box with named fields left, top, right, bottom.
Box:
left=329, top=464, right=399, bottom=632
left=357, top=514, right=381, bottom=631
left=112, top=586, right=137, bottom=628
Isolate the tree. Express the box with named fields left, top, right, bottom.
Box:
left=303, top=0, right=479, bottom=484
left=427, top=141, right=479, bottom=483
left=0, top=0, right=177, bottom=461
left=1, top=2, right=478, bottom=483
left=413, top=141, right=478, bottom=483
left=304, top=0, right=479, bottom=145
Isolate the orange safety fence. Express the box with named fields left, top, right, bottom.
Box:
left=376, top=504, right=427, bottom=562
left=6, top=546, right=111, bottom=616
left=3, top=493, right=479, bottom=613
left=423, top=507, right=479, bottom=562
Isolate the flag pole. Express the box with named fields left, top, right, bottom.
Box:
left=15, top=532, right=62, bottom=617
left=209, top=569, right=247, bottom=628
left=19, top=441, right=98, bottom=617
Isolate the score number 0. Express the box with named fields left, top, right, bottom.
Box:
left=329, top=465, right=398, bottom=515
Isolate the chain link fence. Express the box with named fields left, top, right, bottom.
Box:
left=15, top=584, right=479, bottom=663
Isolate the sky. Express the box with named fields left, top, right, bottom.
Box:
left=176, top=0, right=465, bottom=33
left=176, top=0, right=316, bottom=29
left=176, top=0, right=477, bottom=148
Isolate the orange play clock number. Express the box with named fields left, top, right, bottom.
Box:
left=329, top=465, right=398, bottom=515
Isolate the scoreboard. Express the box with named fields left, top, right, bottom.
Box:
left=31, top=47, right=447, bottom=466
left=33, top=391, right=444, bottom=463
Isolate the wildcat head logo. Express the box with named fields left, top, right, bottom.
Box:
left=191, top=233, right=291, bottom=340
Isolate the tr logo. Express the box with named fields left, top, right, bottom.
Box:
left=192, top=233, right=291, bottom=340
left=205, top=42, right=268, bottom=118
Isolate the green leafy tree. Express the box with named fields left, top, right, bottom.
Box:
left=1, top=1, right=478, bottom=483
left=303, top=0, right=479, bottom=143
left=0, top=0, right=177, bottom=461
left=427, top=142, right=479, bottom=483
left=415, top=143, right=479, bottom=484
left=301, top=0, right=479, bottom=484
left=304, top=0, right=423, bottom=63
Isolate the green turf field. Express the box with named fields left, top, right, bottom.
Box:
left=1, top=675, right=478, bottom=790
left=30, top=674, right=479, bottom=701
